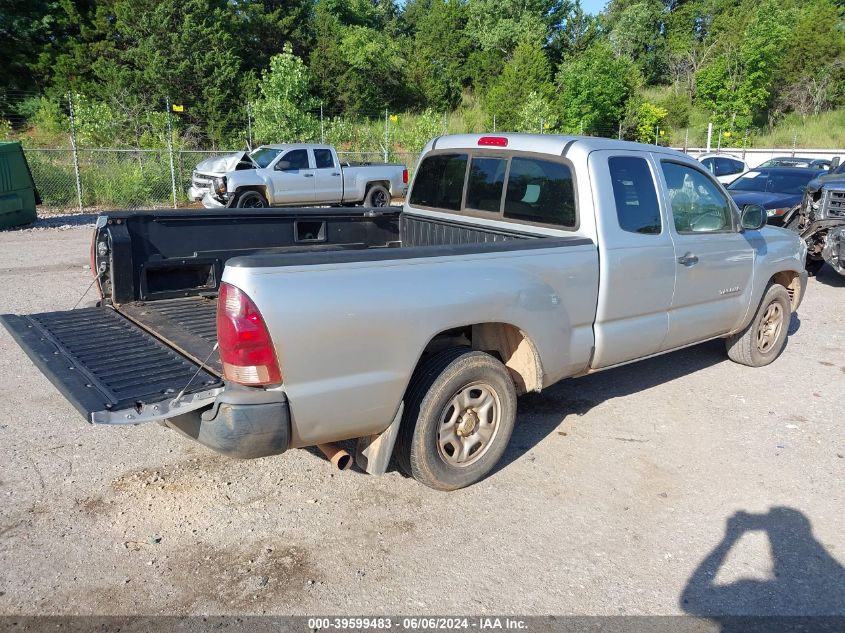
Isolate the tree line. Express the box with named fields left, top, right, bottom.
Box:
left=1, top=0, right=843, bottom=149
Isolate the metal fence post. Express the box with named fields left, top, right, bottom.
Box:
left=618, top=122, right=622, bottom=140
left=66, top=93, right=84, bottom=212
left=706, top=122, right=713, bottom=152
left=320, top=103, right=325, bottom=145
left=383, top=109, right=389, bottom=163
left=492, top=115, right=496, bottom=133
left=165, top=97, right=178, bottom=208
left=684, top=128, right=689, bottom=152
left=791, top=130, right=797, bottom=157
left=247, top=102, right=253, bottom=149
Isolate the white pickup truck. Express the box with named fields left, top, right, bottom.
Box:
left=188, top=144, right=408, bottom=209
left=3, top=134, right=808, bottom=491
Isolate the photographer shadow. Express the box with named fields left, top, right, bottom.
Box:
left=681, top=507, right=845, bottom=632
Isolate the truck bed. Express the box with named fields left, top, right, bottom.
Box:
left=2, top=207, right=584, bottom=425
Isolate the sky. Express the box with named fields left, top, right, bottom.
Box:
left=580, top=0, right=608, bottom=15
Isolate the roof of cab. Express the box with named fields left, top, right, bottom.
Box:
left=425, top=133, right=690, bottom=160
left=258, top=143, right=334, bottom=150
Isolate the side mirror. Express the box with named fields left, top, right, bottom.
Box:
left=276, top=160, right=291, bottom=171
left=830, top=157, right=841, bottom=172
left=741, top=204, right=766, bottom=231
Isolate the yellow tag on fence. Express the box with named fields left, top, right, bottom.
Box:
left=172, top=104, right=184, bottom=112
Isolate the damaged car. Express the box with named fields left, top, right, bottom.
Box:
left=189, top=144, right=408, bottom=209
left=783, top=160, right=845, bottom=276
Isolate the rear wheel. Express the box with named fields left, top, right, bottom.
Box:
left=395, top=348, right=517, bottom=491
left=235, top=190, right=268, bottom=208
left=364, top=184, right=391, bottom=207
left=725, top=284, right=791, bottom=367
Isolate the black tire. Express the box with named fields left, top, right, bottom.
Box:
left=364, top=184, right=391, bottom=207
left=725, top=284, right=791, bottom=367
left=235, top=190, right=268, bottom=208
left=395, top=347, right=517, bottom=491
left=805, top=258, right=824, bottom=277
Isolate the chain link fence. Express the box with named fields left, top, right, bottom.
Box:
left=25, top=147, right=421, bottom=214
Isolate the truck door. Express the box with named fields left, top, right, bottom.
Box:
left=270, top=148, right=316, bottom=204
left=313, top=148, right=344, bottom=203
left=589, top=150, right=676, bottom=368
left=656, top=159, right=755, bottom=349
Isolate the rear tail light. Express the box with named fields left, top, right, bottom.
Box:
left=217, top=282, right=282, bottom=386
left=402, top=169, right=409, bottom=184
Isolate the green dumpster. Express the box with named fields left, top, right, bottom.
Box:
left=0, top=141, right=40, bottom=229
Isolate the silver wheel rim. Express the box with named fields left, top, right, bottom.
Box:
left=437, top=382, right=501, bottom=467
left=757, top=301, right=784, bottom=353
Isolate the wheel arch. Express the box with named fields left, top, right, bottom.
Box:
left=234, top=184, right=270, bottom=203
left=770, top=270, right=802, bottom=311
left=412, top=322, right=544, bottom=396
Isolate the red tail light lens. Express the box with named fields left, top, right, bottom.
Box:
left=402, top=169, right=409, bottom=184
left=217, top=282, right=282, bottom=385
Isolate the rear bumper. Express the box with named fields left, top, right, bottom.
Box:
left=165, top=389, right=290, bottom=459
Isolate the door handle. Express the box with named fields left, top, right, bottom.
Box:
left=677, top=252, right=699, bottom=267
left=332, top=172, right=340, bottom=177
left=303, top=173, right=314, bottom=178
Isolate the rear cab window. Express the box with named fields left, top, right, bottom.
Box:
left=408, top=151, right=577, bottom=229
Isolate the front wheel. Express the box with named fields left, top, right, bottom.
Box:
left=364, top=184, right=391, bottom=207
left=395, top=348, right=517, bottom=491
left=235, top=190, right=268, bottom=208
left=725, top=284, right=791, bottom=367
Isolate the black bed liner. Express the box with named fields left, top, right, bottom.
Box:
left=119, top=297, right=220, bottom=374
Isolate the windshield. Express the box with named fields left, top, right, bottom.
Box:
left=249, top=147, right=283, bottom=168
left=727, top=170, right=819, bottom=195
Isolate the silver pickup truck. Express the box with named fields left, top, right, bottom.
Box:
left=2, top=134, right=808, bottom=490
left=189, top=143, right=408, bottom=209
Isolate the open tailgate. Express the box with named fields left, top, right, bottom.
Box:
left=0, top=306, right=223, bottom=424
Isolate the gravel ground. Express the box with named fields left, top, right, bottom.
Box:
left=0, top=225, right=843, bottom=617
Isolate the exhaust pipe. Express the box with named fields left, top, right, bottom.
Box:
left=317, top=443, right=352, bottom=470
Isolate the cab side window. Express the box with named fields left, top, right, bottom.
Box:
left=715, top=157, right=744, bottom=177
left=314, top=149, right=335, bottom=169
left=661, top=162, right=734, bottom=233
left=609, top=156, right=661, bottom=235
left=277, top=149, right=309, bottom=171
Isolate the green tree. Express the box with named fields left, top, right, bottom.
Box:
left=252, top=44, right=320, bottom=143
left=466, top=0, right=572, bottom=57
left=485, top=40, right=553, bottom=130
left=695, top=0, right=793, bottom=128
left=607, top=0, right=667, bottom=84
left=773, top=0, right=845, bottom=117
left=407, top=0, right=472, bottom=109
left=555, top=40, right=639, bottom=134
left=630, top=100, right=668, bottom=143
left=82, top=0, right=247, bottom=146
